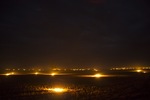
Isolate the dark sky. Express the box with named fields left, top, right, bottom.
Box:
left=0, top=0, right=150, bottom=68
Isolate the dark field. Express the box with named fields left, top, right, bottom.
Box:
left=0, top=73, right=150, bottom=100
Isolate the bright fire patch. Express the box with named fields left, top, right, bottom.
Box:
left=94, top=74, right=102, bottom=78
left=47, top=88, right=68, bottom=93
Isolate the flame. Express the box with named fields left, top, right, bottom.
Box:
left=47, top=88, right=67, bottom=93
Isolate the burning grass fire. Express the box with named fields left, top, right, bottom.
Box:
left=43, top=87, right=69, bottom=93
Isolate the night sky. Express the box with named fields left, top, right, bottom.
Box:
left=0, top=0, right=150, bottom=68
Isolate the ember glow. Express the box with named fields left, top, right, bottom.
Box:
left=5, top=73, right=10, bottom=76
left=136, top=70, right=142, bottom=73
left=51, top=72, right=56, bottom=76
left=4, top=72, right=16, bottom=76
left=35, top=72, right=38, bottom=75
left=46, top=88, right=68, bottom=93
left=94, top=73, right=102, bottom=78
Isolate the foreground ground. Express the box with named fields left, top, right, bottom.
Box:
left=0, top=73, right=150, bottom=100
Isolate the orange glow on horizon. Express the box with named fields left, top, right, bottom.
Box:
left=94, top=73, right=102, bottom=78
left=51, top=72, right=56, bottom=76
left=136, top=70, right=142, bottom=72
left=47, top=88, right=68, bottom=93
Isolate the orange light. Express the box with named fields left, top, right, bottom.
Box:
left=47, top=88, right=67, bottom=93
left=51, top=73, right=56, bottom=76
left=5, top=73, right=10, bottom=76
left=5, top=72, right=15, bottom=76
left=35, top=72, right=38, bottom=75
left=136, top=70, right=142, bottom=72
left=94, top=74, right=102, bottom=78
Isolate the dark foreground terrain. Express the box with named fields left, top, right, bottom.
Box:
left=0, top=73, right=150, bottom=100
